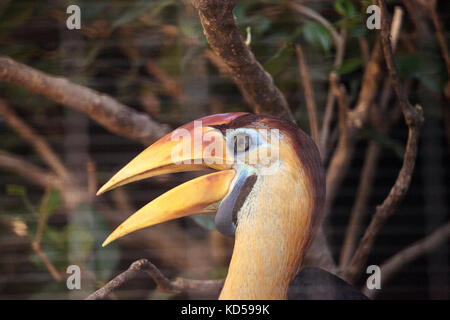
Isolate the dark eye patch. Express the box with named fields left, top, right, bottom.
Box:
left=231, top=175, right=257, bottom=226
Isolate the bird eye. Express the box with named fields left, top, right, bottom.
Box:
left=233, top=134, right=252, bottom=155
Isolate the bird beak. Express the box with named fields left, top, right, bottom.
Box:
left=97, top=113, right=246, bottom=247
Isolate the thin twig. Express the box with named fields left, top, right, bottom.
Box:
left=289, top=2, right=347, bottom=158
left=339, top=142, right=380, bottom=269
left=326, top=74, right=354, bottom=210
left=347, top=41, right=383, bottom=130
left=343, top=0, right=424, bottom=284
left=85, top=259, right=224, bottom=300
left=339, top=93, right=406, bottom=269
left=34, top=187, right=52, bottom=245
left=363, top=221, right=450, bottom=298
left=324, top=73, right=356, bottom=221
left=0, top=57, right=170, bottom=145
left=295, top=44, right=320, bottom=147
left=323, top=36, right=383, bottom=217
left=0, top=99, right=71, bottom=182
left=390, top=7, right=403, bottom=52
left=0, top=99, right=87, bottom=208
left=31, top=241, right=63, bottom=281
left=416, top=0, right=450, bottom=75
left=0, top=150, right=62, bottom=190
left=321, top=28, right=347, bottom=160
left=0, top=151, right=64, bottom=281
left=87, top=160, right=98, bottom=198
left=1, top=195, right=64, bottom=282
left=330, top=74, right=350, bottom=139
left=32, top=189, right=63, bottom=282
left=146, top=59, right=184, bottom=101
left=290, top=2, right=343, bottom=50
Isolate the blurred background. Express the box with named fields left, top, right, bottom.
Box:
left=0, top=0, right=448, bottom=299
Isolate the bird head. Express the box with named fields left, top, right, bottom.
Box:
left=97, top=113, right=325, bottom=293
left=98, top=112, right=325, bottom=245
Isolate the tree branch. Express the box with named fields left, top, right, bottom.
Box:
left=0, top=99, right=71, bottom=182
left=0, top=188, right=63, bottom=281
left=415, top=0, right=450, bottom=75
left=290, top=2, right=343, bottom=51
left=363, top=221, right=450, bottom=298
left=0, top=57, right=170, bottom=145
left=289, top=2, right=347, bottom=158
left=320, top=28, right=346, bottom=159
left=324, top=74, right=355, bottom=216
left=31, top=241, right=63, bottom=281
left=0, top=150, right=62, bottom=190
left=339, top=8, right=404, bottom=268
left=190, top=0, right=294, bottom=122
left=339, top=141, right=380, bottom=269
left=324, top=5, right=404, bottom=220
left=295, top=44, right=320, bottom=147
left=146, top=59, right=184, bottom=101
left=324, top=40, right=384, bottom=201
left=343, top=0, right=424, bottom=284
left=85, top=259, right=224, bottom=300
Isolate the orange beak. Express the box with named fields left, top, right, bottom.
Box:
left=97, top=113, right=246, bottom=246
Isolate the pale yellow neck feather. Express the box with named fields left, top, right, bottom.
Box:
left=219, top=166, right=315, bottom=300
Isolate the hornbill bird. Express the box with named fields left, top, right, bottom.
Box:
left=97, top=113, right=367, bottom=300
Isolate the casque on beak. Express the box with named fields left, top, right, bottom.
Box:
left=97, top=113, right=247, bottom=247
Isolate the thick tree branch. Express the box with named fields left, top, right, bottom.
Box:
left=0, top=57, right=170, bottom=145
left=363, top=221, right=450, bottom=298
left=343, top=0, right=424, bottom=283
left=191, top=0, right=294, bottom=122
left=85, top=259, right=224, bottom=300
